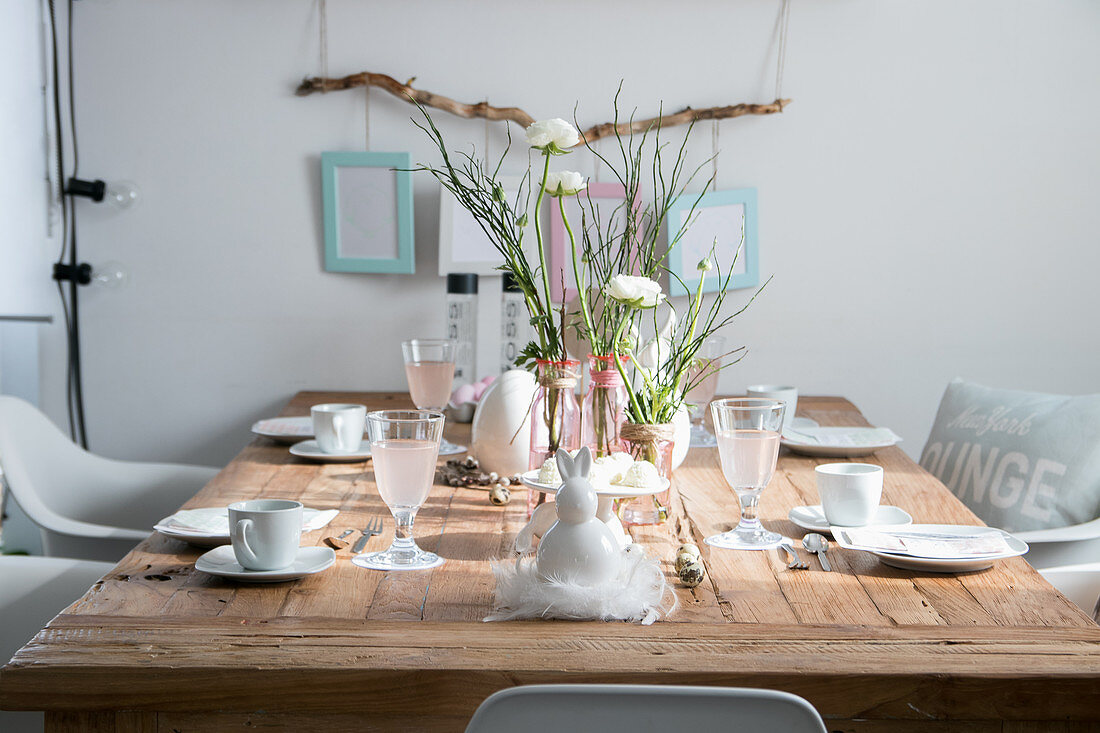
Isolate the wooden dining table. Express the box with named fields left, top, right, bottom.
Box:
left=2, top=391, right=1099, bottom=732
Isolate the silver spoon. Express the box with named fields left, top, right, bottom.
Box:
left=802, top=533, right=832, bottom=572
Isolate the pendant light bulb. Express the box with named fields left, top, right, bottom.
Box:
left=104, top=180, right=140, bottom=210
left=91, top=261, right=129, bottom=289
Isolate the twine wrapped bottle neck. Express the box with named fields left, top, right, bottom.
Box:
left=620, top=422, right=675, bottom=443
left=538, top=374, right=578, bottom=389
left=536, top=359, right=580, bottom=390
left=589, top=368, right=624, bottom=388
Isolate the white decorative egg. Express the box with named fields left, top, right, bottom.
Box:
left=470, top=369, right=538, bottom=476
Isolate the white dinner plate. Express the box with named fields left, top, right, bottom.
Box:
left=781, top=427, right=901, bottom=457
left=195, top=545, right=335, bottom=583
left=519, top=470, right=669, bottom=499
left=832, top=524, right=1028, bottom=573
left=252, top=416, right=370, bottom=444
left=253, top=417, right=313, bottom=443
left=289, top=439, right=372, bottom=463
left=788, top=504, right=913, bottom=534
left=154, top=507, right=340, bottom=547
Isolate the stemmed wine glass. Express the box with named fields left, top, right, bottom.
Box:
left=685, top=336, right=727, bottom=447
left=401, top=339, right=465, bottom=455
left=705, top=398, right=786, bottom=550
left=353, top=409, right=445, bottom=571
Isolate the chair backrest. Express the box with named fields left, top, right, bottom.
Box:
left=0, top=395, right=105, bottom=527
left=464, top=684, right=828, bottom=733
left=0, top=555, right=114, bottom=733
left=1040, top=563, right=1100, bottom=622
left=0, top=396, right=214, bottom=530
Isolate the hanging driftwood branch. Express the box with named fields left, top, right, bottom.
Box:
left=295, top=70, right=790, bottom=144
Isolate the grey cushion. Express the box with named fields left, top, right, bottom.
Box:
left=920, top=379, right=1100, bottom=532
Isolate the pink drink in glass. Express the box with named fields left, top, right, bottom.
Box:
left=716, top=429, right=781, bottom=496
left=372, top=439, right=439, bottom=509
left=404, top=361, right=455, bottom=410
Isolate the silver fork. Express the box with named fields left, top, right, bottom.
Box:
left=352, top=517, right=384, bottom=553
left=779, top=543, right=808, bottom=570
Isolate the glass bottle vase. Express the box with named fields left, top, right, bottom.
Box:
left=527, top=358, right=581, bottom=514
left=582, top=354, right=629, bottom=458
left=619, top=422, right=675, bottom=526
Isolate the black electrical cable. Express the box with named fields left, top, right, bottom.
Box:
left=47, top=0, right=88, bottom=448
left=65, top=0, right=89, bottom=449
left=47, top=0, right=77, bottom=443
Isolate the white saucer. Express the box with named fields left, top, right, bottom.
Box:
left=289, top=439, right=372, bottom=462
left=195, top=545, right=335, bottom=582
left=519, top=470, right=669, bottom=499
left=788, top=504, right=913, bottom=535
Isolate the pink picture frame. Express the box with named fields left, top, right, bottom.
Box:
left=549, top=182, right=639, bottom=302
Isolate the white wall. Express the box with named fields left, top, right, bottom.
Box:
left=1, top=1, right=56, bottom=319
left=47, top=0, right=1100, bottom=467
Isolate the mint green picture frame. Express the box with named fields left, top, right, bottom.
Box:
left=666, top=188, right=758, bottom=296
left=321, top=151, right=415, bottom=274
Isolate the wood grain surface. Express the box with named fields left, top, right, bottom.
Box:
left=3, top=392, right=1098, bottom=732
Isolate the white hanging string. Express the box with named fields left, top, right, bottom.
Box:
left=365, top=86, right=371, bottom=150
left=711, top=120, right=719, bottom=183
left=484, top=100, right=490, bottom=168
left=593, top=138, right=602, bottom=184
left=318, top=0, right=328, bottom=87
left=775, top=0, right=792, bottom=102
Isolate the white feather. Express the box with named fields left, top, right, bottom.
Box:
left=485, top=544, right=677, bottom=625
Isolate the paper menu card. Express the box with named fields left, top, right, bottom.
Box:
left=781, top=426, right=901, bottom=447
left=836, top=526, right=1015, bottom=559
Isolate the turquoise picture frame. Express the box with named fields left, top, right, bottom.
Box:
left=321, top=151, right=415, bottom=274
left=666, top=188, right=758, bottom=296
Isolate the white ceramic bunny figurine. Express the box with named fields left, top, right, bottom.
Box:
left=536, top=447, right=621, bottom=585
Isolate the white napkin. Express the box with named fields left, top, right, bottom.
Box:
left=782, top=426, right=901, bottom=447
left=165, top=507, right=339, bottom=535
left=839, top=527, right=1013, bottom=558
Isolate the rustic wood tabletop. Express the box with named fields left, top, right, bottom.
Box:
left=2, top=391, right=1098, bottom=732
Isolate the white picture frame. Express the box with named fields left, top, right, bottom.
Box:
left=438, top=177, right=538, bottom=277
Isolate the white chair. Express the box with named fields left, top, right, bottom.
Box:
left=1039, top=563, right=1100, bottom=622
left=464, top=684, right=828, bottom=733
left=0, top=396, right=219, bottom=562
left=0, top=555, right=115, bottom=733
left=1016, top=523, right=1100, bottom=570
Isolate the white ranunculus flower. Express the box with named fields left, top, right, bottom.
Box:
left=544, top=170, right=587, bottom=197
left=525, top=118, right=581, bottom=153
left=603, top=275, right=665, bottom=309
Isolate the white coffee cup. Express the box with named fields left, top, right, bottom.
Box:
left=227, top=499, right=303, bottom=570
left=816, top=463, right=883, bottom=527
left=746, top=385, right=798, bottom=430
left=311, top=403, right=366, bottom=454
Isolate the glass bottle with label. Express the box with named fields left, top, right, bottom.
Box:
left=446, top=273, right=478, bottom=387
left=500, top=272, right=530, bottom=372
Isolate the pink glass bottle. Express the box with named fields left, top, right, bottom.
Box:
left=582, top=354, right=629, bottom=458
left=528, top=359, right=582, bottom=470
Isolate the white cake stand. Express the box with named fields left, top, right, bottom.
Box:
left=518, top=471, right=670, bottom=549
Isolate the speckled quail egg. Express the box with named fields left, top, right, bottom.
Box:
left=674, top=551, right=697, bottom=573
left=677, top=543, right=701, bottom=559
left=678, top=558, right=706, bottom=588
left=488, top=485, right=511, bottom=506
